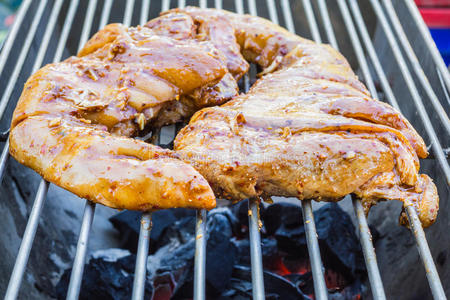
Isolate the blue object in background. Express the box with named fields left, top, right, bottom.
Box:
left=430, top=28, right=450, bottom=66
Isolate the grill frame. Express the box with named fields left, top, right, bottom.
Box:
left=0, top=1, right=447, bottom=299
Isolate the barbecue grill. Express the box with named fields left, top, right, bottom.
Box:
left=0, top=0, right=448, bottom=299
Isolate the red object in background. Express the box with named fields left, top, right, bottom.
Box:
left=415, top=0, right=450, bottom=6
left=415, top=0, right=450, bottom=28
left=419, top=8, right=450, bottom=28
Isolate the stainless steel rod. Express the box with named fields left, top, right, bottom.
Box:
left=353, top=199, right=386, bottom=300
left=131, top=212, right=152, bottom=300
left=193, top=209, right=207, bottom=300
left=344, top=1, right=445, bottom=298
left=100, top=0, right=113, bottom=29
left=53, top=0, right=80, bottom=62
left=266, top=0, right=279, bottom=25
left=31, top=0, right=64, bottom=72
left=0, top=139, right=9, bottom=183
left=248, top=198, right=265, bottom=300
left=4, top=0, right=82, bottom=296
left=301, top=200, right=328, bottom=300
left=281, top=0, right=295, bottom=33
left=346, top=0, right=400, bottom=110
left=124, top=0, right=135, bottom=27
left=382, top=0, right=450, bottom=134
left=162, top=0, right=170, bottom=12
left=315, top=2, right=387, bottom=298
left=368, top=0, right=450, bottom=184
left=404, top=0, right=450, bottom=93
left=215, top=0, right=222, bottom=10
left=235, top=0, right=244, bottom=15
left=405, top=206, right=446, bottom=299
left=0, top=0, right=32, bottom=76
left=0, top=0, right=48, bottom=120
left=281, top=3, right=329, bottom=298
left=141, top=0, right=150, bottom=25
left=336, top=0, right=378, bottom=98
left=78, top=0, right=98, bottom=52
left=302, top=0, right=321, bottom=43
left=4, top=180, right=49, bottom=300
left=316, top=2, right=387, bottom=299
left=67, top=1, right=116, bottom=297
left=66, top=201, right=96, bottom=300
left=248, top=0, right=257, bottom=16
left=317, top=0, right=338, bottom=50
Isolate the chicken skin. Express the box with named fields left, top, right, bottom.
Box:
left=172, top=7, right=438, bottom=227
left=9, top=7, right=439, bottom=226
left=9, top=12, right=249, bottom=210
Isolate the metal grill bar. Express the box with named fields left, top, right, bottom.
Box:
left=4, top=180, right=49, bottom=300
left=368, top=0, right=450, bottom=184
left=66, top=201, right=96, bottom=299
left=248, top=198, right=265, bottom=300
left=132, top=212, right=152, bottom=300
left=352, top=198, right=386, bottom=299
left=404, top=0, right=450, bottom=94
left=193, top=209, right=207, bottom=300
left=0, top=0, right=47, bottom=121
left=343, top=0, right=446, bottom=298
left=280, top=2, right=329, bottom=298
left=405, top=205, right=446, bottom=299
left=324, top=2, right=388, bottom=299
left=4, top=0, right=81, bottom=297
left=2, top=1, right=447, bottom=300
left=66, top=1, right=114, bottom=297
left=131, top=7, right=161, bottom=300
left=140, top=0, right=150, bottom=25
left=0, top=0, right=32, bottom=75
left=382, top=0, right=449, bottom=134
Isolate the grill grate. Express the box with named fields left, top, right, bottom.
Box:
left=0, top=1, right=447, bottom=299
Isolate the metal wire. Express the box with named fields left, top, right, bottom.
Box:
left=317, top=0, right=338, bottom=49
left=368, top=0, right=450, bottom=184
left=124, top=0, right=135, bottom=27
left=353, top=198, right=386, bottom=300
left=0, top=0, right=32, bottom=76
left=0, top=0, right=48, bottom=120
left=405, top=205, right=446, bottom=299
left=337, top=0, right=378, bottom=98
left=301, top=200, right=328, bottom=300
left=382, top=0, right=449, bottom=134
left=131, top=212, right=152, bottom=300
left=4, top=180, right=49, bottom=300
left=66, top=201, right=96, bottom=300
left=315, top=2, right=387, bottom=298
left=248, top=198, right=265, bottom=300
left=404, top=0, right=450, bottom=94
left=4, top=0, right=81, bottom=297
left=194, top=209, right=207, bottom=300
left=67, top=0, right=115, bottom=297
left=140, top=0, right=150, bottom=26
left=345, top=1, right=445, bottom=298
left=280, top=2, right=328, bottom=298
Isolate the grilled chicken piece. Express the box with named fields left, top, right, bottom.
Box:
left=173, top=7, right=438, bottom=227
left=9, top=12, right=249, bottom=210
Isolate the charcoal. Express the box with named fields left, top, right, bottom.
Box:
left=262, top=202, right=303, bottom=236
left=314, top=203, right=365, bottom=275
left=224, top=265, right=311, bottom=300
left=56, top=250, right=152, bottom=300
left=109, top=209, right=195, bottom=253
left=231, top=200, right=265, bottom=237
left=234, top=237, right=278, bottom=266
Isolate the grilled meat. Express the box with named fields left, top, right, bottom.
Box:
left=9, top=12, right=249, bottom=210
left=173, top=7, right=438, bottom=227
